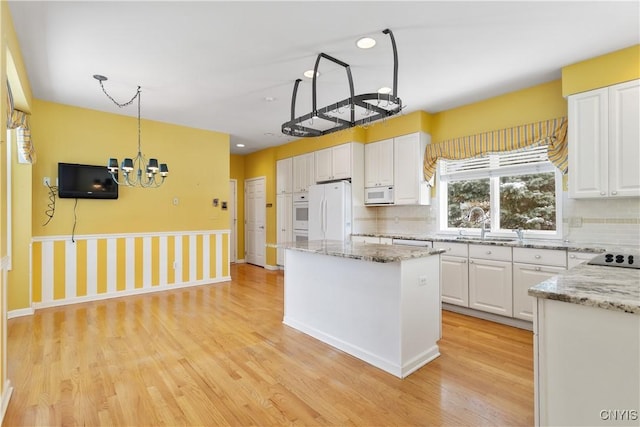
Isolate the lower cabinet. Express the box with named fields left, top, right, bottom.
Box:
left=440, top=255, right=469, bottom=306
left=276, top=193, right=292, bottom=266
left=469, top=258, right=513, bottom=317
left=512, top=247, right=568, bottom=321
left=512, top=263, right=565, bottom=321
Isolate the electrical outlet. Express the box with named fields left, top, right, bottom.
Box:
left=172, top=261, right=178, bottom=269
left=43, top=177, right=51, bottom=187
left=418, top=276, right=428, bottom=287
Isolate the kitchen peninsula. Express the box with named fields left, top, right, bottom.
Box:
left=529, top=258, right=640, bottom=426
left=283, top=241, right=443, bottom=378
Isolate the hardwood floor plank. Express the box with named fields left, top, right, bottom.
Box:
left=4, top=263, right=533, bottom=426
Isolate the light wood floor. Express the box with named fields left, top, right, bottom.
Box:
left=4, top=263, right=534, bottom=426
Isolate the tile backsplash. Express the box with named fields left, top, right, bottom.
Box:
left=354, top=191, right=640, bottom=246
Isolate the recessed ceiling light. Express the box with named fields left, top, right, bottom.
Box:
left=236, top=143, right=245, bottom=148
left=264, top=96, right=276, bottom=102
left=356, top=37, right=376, bottom=49
left=303, top=70, right=320, bottom=79
left=378, top=86, right=392, bottom=94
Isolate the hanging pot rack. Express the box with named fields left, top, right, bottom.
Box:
left=281, top=28, right=402, bottom=138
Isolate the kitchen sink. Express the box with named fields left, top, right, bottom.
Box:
left=456, top=236, right=518, bottom=242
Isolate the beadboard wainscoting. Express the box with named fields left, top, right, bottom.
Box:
left=29, top=230, right=230, bottom=310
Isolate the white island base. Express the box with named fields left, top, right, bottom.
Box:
left=284, top=248, right=441, bottom=378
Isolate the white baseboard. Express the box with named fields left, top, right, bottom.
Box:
left=233, top=259, right=246, bottom=264
left=32, top=276, right=232, bottom=311
left=0, top=380, right=13, bottom=424
left=7, top=307, right=35, bottom=319
left=264, top=264, right=279, bottom=271
left=442, top=303, right=533, bottom=331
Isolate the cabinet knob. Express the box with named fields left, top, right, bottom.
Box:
left=462, top=260, right=467, bottom=264
left=570, top=254, right=576, bottom=259
left=486, top=251, right=492, bottom=255
left=600, top=191, right=606, bottom=196
left=535, top=267, right=541, bottom=271
left=611, top=191, right=618, bottom=195
left=469, top=260, right=474, bottom=264
left=535, top=255, right=541, bottom=259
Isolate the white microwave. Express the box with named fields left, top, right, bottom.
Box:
left=365, top=186, right=394, bottom=205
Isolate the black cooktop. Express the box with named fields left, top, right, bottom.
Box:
left=587, top=252, right=640, bottom=269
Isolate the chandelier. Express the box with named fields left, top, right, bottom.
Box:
left=281, top=29, right=403, bottom=138
left=93, top=74, right=169, bottom=188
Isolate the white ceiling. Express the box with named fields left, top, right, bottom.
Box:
left=8, top=1, right=640, bottom=154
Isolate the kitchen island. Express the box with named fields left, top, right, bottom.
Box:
left=528, top=258, right=640, bottom=426
left=283, top=240, right=443, bottom=378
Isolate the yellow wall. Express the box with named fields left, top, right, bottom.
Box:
left=430, top=79, right=567, bottom=142
left=562, top=44, right=640, bottom=96
left=230, top=154, right=245, bottom=260
left=243, top=147, right=277, bottom=265
left=31, top=100, right=230, bottom=236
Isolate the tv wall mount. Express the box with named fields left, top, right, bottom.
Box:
left=281, top=29, right=402, bottom=138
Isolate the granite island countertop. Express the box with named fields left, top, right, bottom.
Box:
left=283, top=240, right=444, bottom=263
left=528, top=262, right=640, bottom=315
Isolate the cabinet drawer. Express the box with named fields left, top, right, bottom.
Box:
left=433, top=242, right=468, bottom=257
left=567, top=251, right=598, bottom=268
left=513, top=248, right=567, bottom=267
left=469, top=244, right=512, bottom=262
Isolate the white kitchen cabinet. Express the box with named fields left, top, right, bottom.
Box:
left=512, top=248, right=567, bottom=321
left=434, top=242, right=469, bottom=307
left=534, top=298, right=640, bottom=426
left=315, top=143, right=357, bottom=182
left=393, top=132, right=431, bottom=205
left=468, top=244, right=513, bottom=317
left=292, top=153, right=315, bottom=193
left=364, top=139, right=394, bottom=188
left=276, top=157, right=293, bottom=194
left=568, top=79, right=640, bottom=199
left=352, top=235, right=380, bottom=244
left=567, top=251, right=597, bottom=268
left=276, top=193, right=293, bottom=266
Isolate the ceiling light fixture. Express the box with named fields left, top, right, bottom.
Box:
left=236, top=143, right=246, bottom=148
left=94, top=74, right=168, bottom=188
left=282, top=29, right=402, bottom=138
left=356, top=36, right=376, bottom=49
left=303, top=70, right=320, bottom=79
left=378, top=86, right=392, bottom=94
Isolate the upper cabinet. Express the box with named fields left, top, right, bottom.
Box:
left=276, top=157, right=293, bottom=194
left=393, top=132, right=431, bottom=205
left=292, top=153, right=315, bottom=193
left=315, top=143, right=362, bottom=183
left=364, top=138, right=394, bottom=188
left=569, top=79, right=640, bottom=199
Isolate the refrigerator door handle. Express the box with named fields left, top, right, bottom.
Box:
left=321, top=198, right=327, bottom=236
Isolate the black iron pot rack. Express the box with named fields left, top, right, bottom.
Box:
left=281, top=29, right=402, bottom=138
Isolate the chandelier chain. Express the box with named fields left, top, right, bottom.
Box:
left=98, top=80, right=140, bottom=108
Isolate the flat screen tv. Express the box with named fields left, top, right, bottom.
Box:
left=58, top=163, right=118, bottom=199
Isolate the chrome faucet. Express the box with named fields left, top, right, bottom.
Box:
left=466, top=206, right=490, bottom=239
left=513, top=228, right=524, bottom=242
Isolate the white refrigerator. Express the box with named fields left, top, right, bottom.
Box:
left=309, top=181, right=352, bottom=241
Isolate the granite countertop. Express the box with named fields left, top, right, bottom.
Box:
left=353, top=232, right=639, bottom=253
left=528, top=263, right=640, bottom=315
left=283, top=240, right=444, bottom=263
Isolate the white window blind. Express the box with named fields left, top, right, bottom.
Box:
left=440, top=145, right=552, bottom=180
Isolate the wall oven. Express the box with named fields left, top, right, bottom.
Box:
left=293, top=229, right=308, bottom=243
left=293, top=193, right=309, bottom=230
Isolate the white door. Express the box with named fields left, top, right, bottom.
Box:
left=245, top=177, right=266, bottom=267
left=609, top=79, right=640, bottom=197
left=229, top=180, right=237, bottom=263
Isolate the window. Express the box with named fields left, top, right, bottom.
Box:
left=438, top=145, right=562, bottom=238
